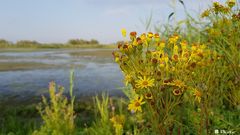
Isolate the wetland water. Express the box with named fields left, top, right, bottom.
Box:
left=0, top=49, right=123, bottom=103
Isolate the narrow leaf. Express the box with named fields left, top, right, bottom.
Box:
left=168, top=12, right=175, bottom=21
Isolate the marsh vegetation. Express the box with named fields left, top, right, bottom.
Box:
left=0, top=0, right=240, bottom=134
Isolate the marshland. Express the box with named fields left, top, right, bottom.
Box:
left=0, top=0, right=239, bottom=134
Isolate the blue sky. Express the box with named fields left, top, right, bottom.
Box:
left=0, top=0, right=228, bottom=44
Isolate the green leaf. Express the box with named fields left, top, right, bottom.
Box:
left=168, top=12, right=175, bottom=21
left=178, top=0, right=184, bottom=6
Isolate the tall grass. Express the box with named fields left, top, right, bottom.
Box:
left=0, top=104, right=39, bottom=135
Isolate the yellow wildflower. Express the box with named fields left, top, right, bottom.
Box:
left=169, top=34, right=179, bottom=44
left=130, top=31, right=137, bottom=39
left=191, top=45, right=197, bottom=51
left=151, top=58, right=158, bottom=64
left=138, top=69, right=151, bottom=76
left=226, top=0, right=236, bottom=8
left=121, top=55, right=129, bottom=62
left=122, top=43, right=132, bottom=52
left=201, top=9, right=211, bottom=18
left=172, top=54, right=179, bottom=62
left=140, top=33, right=146, bottom=41
left=165, top=79, right=186, bottom=88
left=173, top=80, right=186, bottom=88
left=49, top=81, right=56, bottom=92
left=200, top=44, right=206, bottom=50
left=136, top=37, right=143, bottom=45
left=154, top=33, right=160, bottom=38
left=151, top=51, right=161, bottom=58
left=121, top=28, right=127, bottom=37
left=193, top=89, right=202, bottom=103
left=124, top=74, right=132, bottom=86
left=115, top=57, right=120, bottom=63
left=110, top=115, right=125, bottom=135
left=154, top=33, right=160, bottom=42
left=173, top=45, right=179, bottom=54
left=113, top=124, right=123, bottom=135
left=110, top=114, right=125, bottom=126
left=145, top=93, right=153, bottom=100
left=173, top=89, right=182, bottom=96
left=147, top=32, right=153, bottom=39
left=180, top=40, right=187, bottom=50
left=160, top=61, right=165, bottom=68
left=132, top=38, right=138, bottom=46
left=158, top=40, right=166, bottom=49
left=213, top=2, right=224, bottom=14
left=128, top=96, right=145, bottom=112
left=164, top=56, right=169, bottom=63
left=135, top=76, right=154, bottom=89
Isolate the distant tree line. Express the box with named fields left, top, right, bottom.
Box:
left=68, top=39, right=99, bottom=45
left=0, top=38, right=100, bottom=48
left=0, top=39, right=12, bottom=47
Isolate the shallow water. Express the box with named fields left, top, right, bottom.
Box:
left=0, top=49, right=124, bottom=102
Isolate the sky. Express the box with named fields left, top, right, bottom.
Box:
left=0, top=0, right=230, bottom=44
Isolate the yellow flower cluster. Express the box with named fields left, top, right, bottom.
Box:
left=110, top=114, right=125, bottom=135
left=201, top=0, right=236, bottom=18
left=113, top=31, right=215, bottom=112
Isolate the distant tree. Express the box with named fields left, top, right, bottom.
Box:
left=0, top=39, right=9, bottom=44
left=68, top=39, right=79, bottom=45
left=0, top=39, right=11, bottom=47
left=90, top=39, right=99, bottom=44
left=68, top=39, right=99, bottom=45
left=16, top=40, right=40, bottom=47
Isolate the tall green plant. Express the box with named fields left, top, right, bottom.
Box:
left=32, top=71, right=75, bottom=135
left=85, top=94, right=112, bottom=135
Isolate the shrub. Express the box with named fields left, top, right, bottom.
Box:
left=33, top=71, right=75, bottom=135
